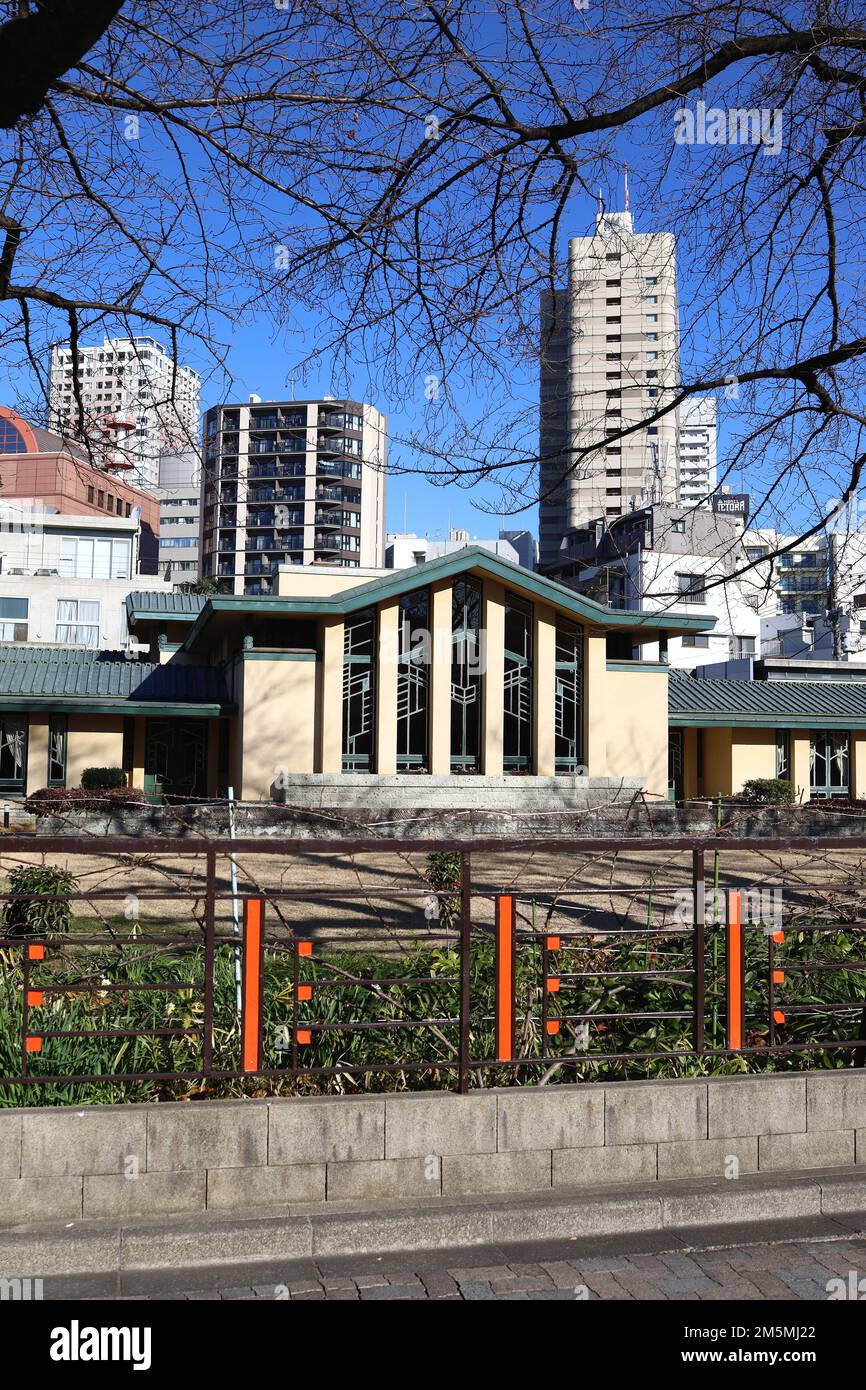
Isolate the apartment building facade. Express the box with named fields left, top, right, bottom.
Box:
left=49, top=336, right=201, bottom=490
left=539, top=207, right=680, bottom=569
left=549, top=503, right=761, bottom=669
left=154, top=450, right=201, bottom=581
left=677, top=396, right=718, bottom=509
left=200, top=398, right=387, bottom=594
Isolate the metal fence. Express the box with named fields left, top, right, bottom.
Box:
left=0, top=835, right=864, bottom=1094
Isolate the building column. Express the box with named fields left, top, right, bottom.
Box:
left=853, top=731, right=866, bottom=799
left=376, top=600, right=399, bottom=775
left=482, top=581, right=505, bottom=776
left=317, top=617, right=345, bottom=773
left=585, top=627, right=607, bottom=777
left=26, top=716, right=50, bottom=795
left=535, top=603, right=556, bottom=776
left=132, top=718, right=146, bottom=789
left=791, top=733, right=811, bottom=803
left=206, top=719, right=219, bottom=796
left=429, top=581, right=452, bottom=774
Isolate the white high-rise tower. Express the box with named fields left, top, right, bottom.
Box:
left=539, top=186, right=680, bottom=569
left=49, top=336, right=201, bottom=491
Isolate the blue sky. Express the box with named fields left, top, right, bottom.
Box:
left=1, top=4, right=854, bottom=546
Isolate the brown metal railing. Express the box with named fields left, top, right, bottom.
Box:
left=0, top=835, right=864, bottom=1093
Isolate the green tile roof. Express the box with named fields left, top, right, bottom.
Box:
left=126, top=590, right=207, bottom=623
left=177, top=547, right=716, bottom=652
left=0, top=647, right=231, bottom=715
left=669, top=674, right=866, bottom=729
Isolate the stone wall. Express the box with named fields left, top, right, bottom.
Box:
left=32, top=795, right=866, bottom=840
left=1, top=1071, right=863, bottom=1226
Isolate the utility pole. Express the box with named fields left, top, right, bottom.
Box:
left=827, top=530, right=843, bottom=660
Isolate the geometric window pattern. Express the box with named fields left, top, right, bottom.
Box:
left=0, top=715, right=26, bottom=790
left=809, top=729, right=849, bottom=798
left=450, top=579, right=482, bottom=772
left=342, top=608, right=376, bottom=771
left=503, top=593, right=533, bottom=771
left=554, top=619, right=584, bottom=774
left=397, top=589, right=429, bottom=770
left=48, top=715, right=67, bottom=787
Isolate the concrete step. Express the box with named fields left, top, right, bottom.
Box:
left=2, top=1166, right=864, bottom=1288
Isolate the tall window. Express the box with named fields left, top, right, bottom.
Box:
left=49, top=715, right=67, bottom=786
left=503, top=593, right=533, bottom=771
left=342, top=609, right=376, bottom=770
left=775, top=731, right=790, bottom=781
left=0, top=596, right=28, bottom=641
left=450, top=579, right=482, bottom=772
left=0, top=716, right=26, bottom=792
left=397, top=589, right=429, bottom=770
left=554, top=619, right=584, bottom=774
left=810, top=730, right=849, bottom=798
left=56, top=599, right=100, bottom=647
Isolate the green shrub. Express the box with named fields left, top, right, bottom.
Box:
left=25, top=786, right=148, bottom=815
left=80, top=767, right=127, bottom=790
left=3, top=865, right=76, bottom=937
left=425, top=851, right=462, bottom=927
left=739, top=777, right=795, bottom=805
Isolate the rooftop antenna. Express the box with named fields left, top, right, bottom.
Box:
left=623, top=162, right=630, bottom=213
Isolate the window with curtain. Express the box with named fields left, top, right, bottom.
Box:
left=59, top=536, right=131, bottom=579
left=56, top=599, right=100, bottom=647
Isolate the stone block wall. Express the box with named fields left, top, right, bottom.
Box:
left=0, top=1071, right=863, bottom=1225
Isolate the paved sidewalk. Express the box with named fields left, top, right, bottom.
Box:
left=115, top=1225, right=866, bottom=1300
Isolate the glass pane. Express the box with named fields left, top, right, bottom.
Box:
left=342, top=609, right=376, bottom=770
left=397, top=589, right=429, bottom=769
left=450, top=580, right=481, bottom=771
left=503, top=594, right=532, bottom=771
left=555, top=619, right=584, bottom=773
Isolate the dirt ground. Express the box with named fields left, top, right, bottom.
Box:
left=2, top=838, right=865, bottom=951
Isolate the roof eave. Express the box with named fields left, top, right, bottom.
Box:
left=180, top=548, right=716, bottom=653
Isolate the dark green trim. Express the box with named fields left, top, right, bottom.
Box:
left=180, top=547, right=716, bottom=653
left=0, top=699, right=233, bottom=718
left=238, top=649, right=319, bottom=662
left=669, top=714, right=866, bottom=730
left=607, top=661, right=670, bottom=673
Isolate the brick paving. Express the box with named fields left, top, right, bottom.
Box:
left=121, top=1231, right=866, bottom=1301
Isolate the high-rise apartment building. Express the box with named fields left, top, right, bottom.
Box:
left=49, top=336, right=201, bottom=491
left=539, top=204, right=680, bottom=570
left=154, top=450, right=201, bottom=582
left=678, top=396, right=718, bottom=509
left=200, top=397, right=387, bottom=594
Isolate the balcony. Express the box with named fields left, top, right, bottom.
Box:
left=316, top=487, right=348, bottom=503
left=316, top=459, right=361, bottom=480
left=318, top=437, right=362, bottom=456
left=314, top=534, right=358, bottom=552
left=249, top=413, right=306, bottom=431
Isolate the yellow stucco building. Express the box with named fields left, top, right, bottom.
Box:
left=4, top=548, right=866, bottom=806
